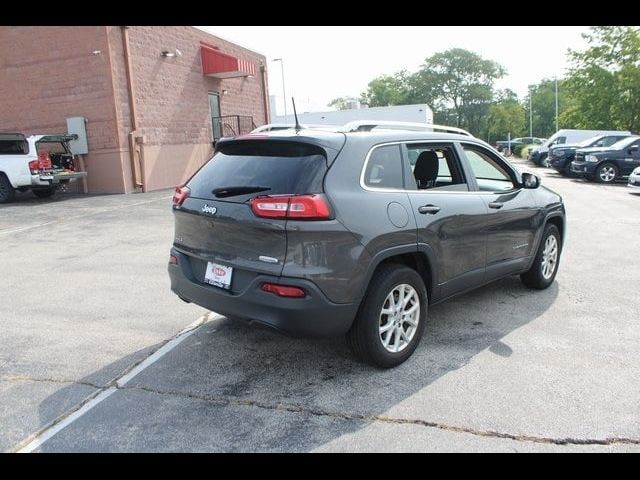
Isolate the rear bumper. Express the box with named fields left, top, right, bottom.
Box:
left=168, top=249, right=358, bottom=337
left=32, top=171, right=87, bottom=186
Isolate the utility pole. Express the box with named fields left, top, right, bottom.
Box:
left=272, top=58, right=287, bottom=120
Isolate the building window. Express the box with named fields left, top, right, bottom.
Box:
left=209, top=92, right=221, bottom=141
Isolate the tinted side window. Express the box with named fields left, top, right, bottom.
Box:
left=462, top=145, right=516, bottom=192
left=404, top=143, right=467, bottom=191
left=364, top=145, right=403, bottom=189
left=0, top=140, right=28, bottom=155
left=601, top=136, right=616, bottom=147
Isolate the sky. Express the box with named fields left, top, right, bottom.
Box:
left=198, top=26, right=590, bottom=116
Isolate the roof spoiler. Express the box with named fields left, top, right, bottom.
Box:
left=338, top=120, right=473, bottom=137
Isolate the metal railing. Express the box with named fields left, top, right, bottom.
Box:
left=212, top=115, right=256, bottom=140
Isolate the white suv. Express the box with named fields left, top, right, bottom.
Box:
left=0, top=133, right=87, bottom=203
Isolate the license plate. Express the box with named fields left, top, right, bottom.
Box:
left=204, top=262, right=233, bottom=290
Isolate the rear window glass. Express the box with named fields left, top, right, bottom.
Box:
left=187, top=141, right=328, bottom=199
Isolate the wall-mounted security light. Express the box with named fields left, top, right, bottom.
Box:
left=161, top=48, right=183, bottom=58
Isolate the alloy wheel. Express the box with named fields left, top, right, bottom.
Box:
left=541, top=235, right=559, bottom=280
left=378, top=284, right=420, bottom=353
left=599, top=166, right=616, bottom=182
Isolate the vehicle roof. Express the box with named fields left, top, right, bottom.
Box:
left=218, top=127, right=484, bottom=152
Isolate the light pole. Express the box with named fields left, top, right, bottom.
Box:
left=529, top=85, right=533, bottom=138
left=555, top=77, right=559, bottom=132
left=272, top=58, right=287, bottom=120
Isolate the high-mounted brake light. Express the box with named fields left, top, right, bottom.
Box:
left=261, top=282, right=306, bottom=298
left=250, top=194, right=331, bottom=220
left=172, top=186, right=190, bottom=207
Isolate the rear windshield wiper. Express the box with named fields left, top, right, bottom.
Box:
left=212, top=186, right=271, bottom=198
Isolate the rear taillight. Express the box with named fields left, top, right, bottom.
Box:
left=28, top=160, right=39, bottom=174
left=169, top=254, right=178, bottom=265
left=172, top=186, right=190, bottom=207
left=261, top=282, right=306, bottom=298
left=250, top=194, right=331, bottom=220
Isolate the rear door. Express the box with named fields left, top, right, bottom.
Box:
left=173, top=140, right=329, bottom=291
left=459, top=142, right=541, bottom=281
left=403, top=142, right=488, bottom=299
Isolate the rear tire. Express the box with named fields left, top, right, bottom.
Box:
left=346, top=264, right=427, bottom=368
left=521, top=224, right=561, bottom=290
left=32, top=186, right=57, bottom=199
left=0, top=173, right=16, bottom=204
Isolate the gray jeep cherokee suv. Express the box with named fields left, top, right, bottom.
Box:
left=168, top=122, right=565, bottom=368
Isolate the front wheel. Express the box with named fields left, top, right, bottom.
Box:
left=32, top=186, right=57, bottom=199
left=346, top=264, right=427, bottom=368
left=521, top=224, right=561, bottom=289
left=595, top=162, right=618, bottom=183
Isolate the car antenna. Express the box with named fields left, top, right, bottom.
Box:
left=292, top=97, right=302, bottom=131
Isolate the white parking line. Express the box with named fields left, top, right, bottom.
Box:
left=16, top=388, right=118, bottom=453
left=15, top=312, right=221, bottom=453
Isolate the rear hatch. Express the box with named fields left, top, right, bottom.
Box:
left=172, top=138, right=336, bottom=293
left=30, top=135, right=87, bottom=183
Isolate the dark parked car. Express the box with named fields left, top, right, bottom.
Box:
left=570, top=136, right=640, bottom=183
left=495, top=137, right=544, bottom=154
left=168, top=122, right=566, bottom=367
left=549, top=134, right=632, bottom=175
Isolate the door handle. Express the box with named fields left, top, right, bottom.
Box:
left=418, top=204, right=441, bottom=215
left=488, top=202, right=504, bottom=209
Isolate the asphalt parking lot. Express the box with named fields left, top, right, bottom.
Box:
left=2, top=162, right=639, bottom=453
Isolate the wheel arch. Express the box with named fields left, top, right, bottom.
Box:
left=358, top=244, right=438, bottom=304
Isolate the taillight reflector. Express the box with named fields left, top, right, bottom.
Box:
left=173, top=186, right=190, bottom=207
left=250, top=194, right=331, bottom=220
left=261, top=283, right=306, bottom=298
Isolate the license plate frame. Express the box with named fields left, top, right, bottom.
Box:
left=204, top=262, right=233, bottom=290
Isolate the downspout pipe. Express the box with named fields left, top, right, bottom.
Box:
left=120, top=26, right=144, bottom=191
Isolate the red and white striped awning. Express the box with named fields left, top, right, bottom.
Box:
left=200, top=44, right=256, bottom=79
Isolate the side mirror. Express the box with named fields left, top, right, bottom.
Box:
left=629, top=146, right=639, bottom=154
left=522, top=172, right=540, bottom=189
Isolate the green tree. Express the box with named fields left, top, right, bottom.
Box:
left=328, top=96, right=359, bottom=110
left=562, top=26, right=640, bottom=132
left=410, top=48, right=506, bottom=134
left=360, top=70, right=412, bottom=107
left=486, top=90, right=526, bottom=142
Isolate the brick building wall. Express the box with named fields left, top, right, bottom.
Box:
left=0, top=26, right=269, bottom=193
left=109, top=26, right=269, bottom=192
left=0, top=26, right=130, bottom=192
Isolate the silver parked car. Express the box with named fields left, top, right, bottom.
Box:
left=629, top=166, right=640, bottom=191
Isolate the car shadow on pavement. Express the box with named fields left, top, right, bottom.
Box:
left=34, top=275, right=559, bottom=452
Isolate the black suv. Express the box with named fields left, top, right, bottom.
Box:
left=168, top=122, right=565, bottom=367
left=570, top=136, right=640, bottom=183
left=549, top=134, right=631, bottom=175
